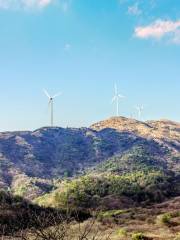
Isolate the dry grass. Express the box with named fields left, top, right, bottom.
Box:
left=2, top=197, right=180, bottom=240
left=81, top=196, right=180, bottom=240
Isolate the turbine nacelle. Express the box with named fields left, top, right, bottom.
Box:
left=43, top=89, right=62, bottom=100
left=112, top=94, right=125, bottom=102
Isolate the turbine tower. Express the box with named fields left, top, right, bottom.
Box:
left=112, top=84, right=125, bottom=117
left=135, top=105, right=144, bottom=120
left=43, top=89, right=61, bottom=127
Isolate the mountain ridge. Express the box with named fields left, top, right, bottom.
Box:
left=0, top=116, right=179, bottom=200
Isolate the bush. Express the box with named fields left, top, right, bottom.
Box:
left=132, top=232, right=147, bottom=240
left=117, top=228, right=127, bottom=237
left=171, top=211, right=180, bottom=218
left=157, top=213, right=172, bottom=225
left=99, top=210, right=127, bottom=218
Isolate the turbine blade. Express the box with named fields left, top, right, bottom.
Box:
left=52, top=92, right=62, bottom=98
left=118, top=94, right=125, bottom=99
left=114, top=83, right=118, bottom=94
left=111, top=96, right=116, bottom=103
left=43, top=89, right=51, bottom=99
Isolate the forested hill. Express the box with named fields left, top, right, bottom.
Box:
left=0, top=117, right=179, bottom=200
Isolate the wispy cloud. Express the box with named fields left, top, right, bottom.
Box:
left=128, top=2, right=141, bottom=16
left=135, top=19, right=180, bottom=44
left=0, top=0, right=53, bottom=10
left=0, top=0, right=72, bottom=10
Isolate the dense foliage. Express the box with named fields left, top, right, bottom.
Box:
left=36, top=169, right=176, bottom=210
left=94, top=145, right=168, bottom=174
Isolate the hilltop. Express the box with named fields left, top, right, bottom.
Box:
left=91, top=117, right=180, bottom=153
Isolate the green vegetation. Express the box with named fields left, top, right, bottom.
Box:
left=36, top=169, right=174, bottom=209
left=95, top=145, right=167, bottom=174
left=116, top=228, right=128, bottom=238
left=131, top=233, right=147, bottom=240
left=11, top=175, right=53, bottom=199
left=97, top=209, right=128, bottom=223
left=157, top=213, right=172, bottom=225
left=99, top=209, right=128, bottom=218
left=160, top=213, right=172, bottom=225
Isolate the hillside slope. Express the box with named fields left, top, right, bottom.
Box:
left=91, top=117, right=180, bottom=152
left=0, top=117, right=179, bottom=199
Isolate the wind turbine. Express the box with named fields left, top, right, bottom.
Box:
left=43, top=89, right=62, bottom=127
left=111, top=84, right=125, bottom=117
left=135, top=105, right=144, bottom=121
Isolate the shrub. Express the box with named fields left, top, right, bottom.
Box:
left=157, top=213, right=172, bottom=225
left=99, top=210, right=127, bottom=218
left=132, top=232, right=147, bottom=240
left=117, top=228, right=127, bottom=237
left=171, top=211, right=180, bottom=218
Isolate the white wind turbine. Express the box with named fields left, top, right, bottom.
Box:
left=111, top=84, right=125, bottom=117
left=135, top=105, right=144, bottom=121
left=43, top=89, right=62, bottom=127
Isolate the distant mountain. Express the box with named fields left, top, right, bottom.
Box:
left=0, top=117, right=179, bottom=200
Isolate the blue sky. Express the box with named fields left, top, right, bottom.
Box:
left=0, top=0, right=180, bottom=131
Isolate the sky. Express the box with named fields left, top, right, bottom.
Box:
left=0, top=0, right=180, bottom=131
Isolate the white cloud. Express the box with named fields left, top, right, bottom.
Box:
left=0, top=0, right=14, bottom=9
left=0, top=0, right=72, bottom=10
left=172, top=29, right=180, bottom=44
left=128, top=2, right=141, bottom=16
left=135, top=19, right=180, bottom=43
left=0, top=0, right=53, bottom=9
left=23, top=0, right=52, bottom=8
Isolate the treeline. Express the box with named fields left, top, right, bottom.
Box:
left=37, top=170, right=177, bottom=210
